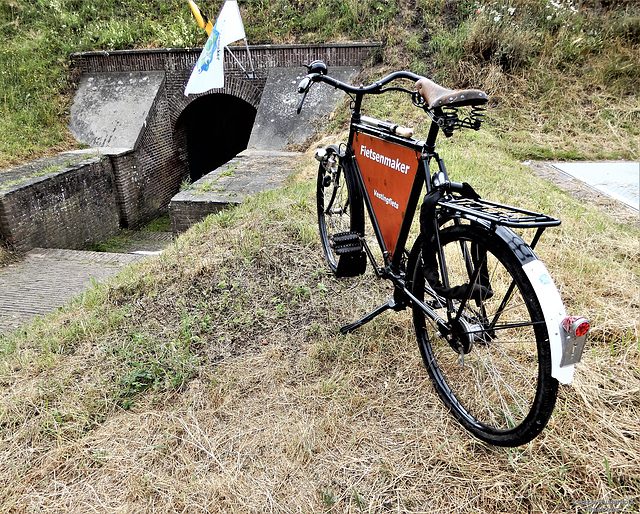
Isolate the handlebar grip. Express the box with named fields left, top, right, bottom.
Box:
left=394, top=125, right=414, bottom=138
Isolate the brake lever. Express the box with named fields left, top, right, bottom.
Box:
left=296, top=90, right=308, bottom=114
left=296, top=76, right=312, bottom=114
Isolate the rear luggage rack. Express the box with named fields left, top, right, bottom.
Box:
left=439, top=197, right=561, bottom=228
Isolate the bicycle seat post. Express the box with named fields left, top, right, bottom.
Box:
left=424, top=115, right=441, bottom=155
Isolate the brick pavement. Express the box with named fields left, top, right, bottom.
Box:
left=0, top=244, right=165, bottom=336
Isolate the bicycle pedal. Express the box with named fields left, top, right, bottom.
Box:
left=331, top=232, right=362, bottom=255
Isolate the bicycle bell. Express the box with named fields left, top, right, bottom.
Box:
left=306, top=60, right=327, bottom=75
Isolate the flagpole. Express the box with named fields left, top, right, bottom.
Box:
left=225, top=46, right=249, bottom=77
left=243, top=39, right=256, bottom=79
left=224, top=44, right=257, bottom=79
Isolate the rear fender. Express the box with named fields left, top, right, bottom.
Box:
left=491, top=225, right=575, bottom=384
left=409, top=222, right=575, bottom=384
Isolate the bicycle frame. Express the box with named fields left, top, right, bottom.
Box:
left=332, top=99, right=462, bottom=332
left=348, top=121, right=426, bottom=273
left=301, top=63, right=587, bottom=387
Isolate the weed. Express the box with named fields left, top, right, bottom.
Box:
left=212, top=208, right=238, bottom=228
left=353, top=488, right=366, bottom=510
left=180, top=177, right=193, bottom=191
left=219, top=165, right=236, bottom=178
left=141, top=214, right=171, bottom=232
left=87, top=231, right=133, bottom=253
left=106, top=330, right=199, bottom=409
left=194, top=180, right=224, bottom=194
left=320, top=487, right=336, bottom=509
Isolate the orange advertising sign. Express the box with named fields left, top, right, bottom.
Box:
left=353, top=132, right=420, bottom=257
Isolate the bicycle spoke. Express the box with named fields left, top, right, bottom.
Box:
left=480, top=346, right=532, bottom=420
left=411, top=224, right=557, bottom=445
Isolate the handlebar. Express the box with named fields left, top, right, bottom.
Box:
left=296, top=60, right=424, bottom=115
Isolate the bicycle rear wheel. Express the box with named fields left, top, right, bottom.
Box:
left=317, top=145, right=366, bottom=277
left=408, top=223, right=558, bottom=446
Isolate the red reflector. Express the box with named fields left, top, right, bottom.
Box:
left=562, top=316, right=590, bottom=337
left=575, top=321, right=590, bottom=338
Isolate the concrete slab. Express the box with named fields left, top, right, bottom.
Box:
left=248, top=66, right=359, bottom=150
left=68, top=71, right=165, bottom=150
left=550, top=161, right=639, bottom=212
left=170, top=149, right=302, bottom=232
left=0, top=150, right=101, bottom=188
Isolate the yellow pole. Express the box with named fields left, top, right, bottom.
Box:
left=187, top=0, right=214, bottom=35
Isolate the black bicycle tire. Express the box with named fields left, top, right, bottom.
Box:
left=316, top=145, right=366, bottom=276
left=408, top=223, right=558, bottom=446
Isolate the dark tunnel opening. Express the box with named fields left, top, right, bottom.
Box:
left=182, top=94, right=257, bottom=182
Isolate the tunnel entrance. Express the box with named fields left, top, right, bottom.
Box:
left=181, top=94, right=257, bottom=182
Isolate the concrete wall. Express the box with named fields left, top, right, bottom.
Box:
left=0, top=156, right=121, bottom=252
left=65, top=44, right=380, bottom=232
left=0, top=44, right=381, bottom=252
left=68, top=71, right=188, bottom=230
left=169, top=149, right=303, bottom=233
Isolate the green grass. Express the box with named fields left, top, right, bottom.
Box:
left=140, top=213, right=171, bottom=232
left=0, top=0, right=207, bottom=167
left=87, top=231, right=135, bottom=253
left=1, top=0, right=638, bottom=168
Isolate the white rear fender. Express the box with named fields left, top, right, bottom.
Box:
left=522, top=259, right=576, bottom=385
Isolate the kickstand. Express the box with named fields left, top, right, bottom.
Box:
left=340, top=298, right=398, bottom=335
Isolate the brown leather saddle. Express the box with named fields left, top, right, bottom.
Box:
left=415, top=78, right=488, bottom=109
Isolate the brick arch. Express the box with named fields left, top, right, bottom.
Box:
left=168, top=74, right=263, bottom=129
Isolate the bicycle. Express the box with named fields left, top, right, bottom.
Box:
left=296, top=60, right=590, bottom=447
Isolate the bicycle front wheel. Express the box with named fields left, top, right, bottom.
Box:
left=408, top=223, right=558, bottom=446
left=317, top=145, right=365, bottom=277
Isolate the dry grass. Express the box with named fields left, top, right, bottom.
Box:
left=449, top=60, right=640, bottom=161
left=0, top=245, right=20, bottom=269
left=0, top=144, right=638, bottom=512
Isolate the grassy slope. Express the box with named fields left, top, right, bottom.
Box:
left=0, top=0, right=207, bottom=168
left=1, top=142, right=638, bottom=511
left=1, top=0, right=639, bottom=511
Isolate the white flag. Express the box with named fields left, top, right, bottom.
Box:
left=184, top=0, right=246, bottom=96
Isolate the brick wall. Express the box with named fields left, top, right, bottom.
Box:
left=0, top=156, right=121, bottom=252
left=131, top=83, right=190, bottom=229
left=106, top=76, right=191, bottom=230
left=0, top=44, right=381, bottom=251
left=169, top=194, right=233, bottom=233
left=70, top=43, right=381, bottom=74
